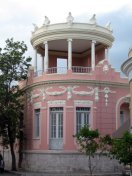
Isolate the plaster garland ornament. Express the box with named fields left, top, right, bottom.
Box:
left=67, top=86, right=72, bottom=100
left=103, top=64, right=109, bottom=74
left=26, top=86, right=101, bottom=103
left=45, top=86, right=66, bottom=96
left=66, top=86, right=78, bottom=100
left=99, top=87, right=116, bottom=106
left=39, top=88, right=46, bottom=101
left=72, top=86, right=94, bottom=96
left=94, top=87, right=99, bottom=101
left=26, top=91, right=33, bottom=103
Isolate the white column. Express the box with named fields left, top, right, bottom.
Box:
left=44, top=41, right=49, bottom=72
left=67, top=38, right=72, bottom=70
left=42, top=55, right=44, bottom=72
left=105, top=47, right=109, bottom=60
left=91, top=40, right=96, bottom=71
left=34, top=48, right=37, bottom=72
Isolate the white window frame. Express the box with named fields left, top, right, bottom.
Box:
left=76, top=107, right=90, bottom=133
left=50, top=107, right=63, bottom=139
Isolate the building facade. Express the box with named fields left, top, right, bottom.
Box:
left=121, top=49, right=132, bottom=133
left=19, top=14, right=130, bottom=172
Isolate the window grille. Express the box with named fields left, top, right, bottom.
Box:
left=76, top=107, right=90, bottom=133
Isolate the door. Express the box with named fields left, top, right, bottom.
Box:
left=49, top=107, right=63, bottom=149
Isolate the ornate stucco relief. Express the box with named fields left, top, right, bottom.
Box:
left=27, top=86, right=117, bottom=107
left=74, top=100, right=93, bottom=106
left=39, top=88, right=46, bottom=101
left=72, top=86, right=94, bottom=96
left=33, top=102, right=41, bottom=108
left=48, top=100, right=66, bottom=106
left=99, top=87, right=116, bottom=106
left=45, top=86, right=66, bottom=96
left=26, top=86, right=100, bottom=102
left=103, top=64, right=109, bottom=73
left=94, top=87, right=99, bottom=101
left=26, top=91, right=33, bottom=103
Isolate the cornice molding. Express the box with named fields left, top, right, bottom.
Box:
left=121, top=57, right=132, bottom=78
left=23, top=79, right=129, bottom=92
left=31, top=23, right=114, bottom=48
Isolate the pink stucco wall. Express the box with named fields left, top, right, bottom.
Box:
left=22, top=59, right=129, bottom=151
left=45, top=48, right=105, bottom=68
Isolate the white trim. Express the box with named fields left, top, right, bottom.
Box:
left=67, top=38, right=72, bottom=70
left=33, top=102, right=41, bottom=108
left=74, top=100, right=93, bottom=132
left=115, top=95, right=130, bottom=129
left=47, top=102, right=66, bottom=148
left=31, top=22, right=114, bottom=48
left=44, top=41, right=48, bottom=72
left=48, top=100, right=66, bottom=106
left=91, top=40, right=96, bottom=70
left=74, top=100, right=93, bottom=106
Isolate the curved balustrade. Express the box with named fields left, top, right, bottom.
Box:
left=34, top=66, right=92, bottom=77
left=72, top=66, right=92, bottom=73
left=34, top=70, right=43, bottom=77
left=47, top=67, right=67, bottom=74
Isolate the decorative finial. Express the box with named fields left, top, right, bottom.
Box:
left=105, top=21, right=112, bottom=31
left=89, top=14, right=96, bottom=25
left=32, top=23, right=38, bottom=31
left=67, top=12, right=74, bottom=25
left=43, top=16, right=50, bottom=26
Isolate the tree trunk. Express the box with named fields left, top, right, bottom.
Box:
left=18, top=130, right=23, bottom=168
left=10, top=142, right=17, bottom=171
left=18, top=112, right=24, bottom=168
left=88, top=155, right=93, bottom=176
left=8, top=126, right=17, bottom=171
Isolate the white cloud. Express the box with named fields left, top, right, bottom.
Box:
left=0, top=0, right=132, bottom=70
left=0, top=0, right=132, bottom=24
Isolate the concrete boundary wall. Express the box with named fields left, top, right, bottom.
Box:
left=21, top=151, right=123, bottom=174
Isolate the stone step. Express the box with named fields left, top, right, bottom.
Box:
left=7, top=171, right=122, bottom=176
left=19, top=172, right=122, bottom=176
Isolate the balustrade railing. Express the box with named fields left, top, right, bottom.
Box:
left=72, top=66, right=92, bottom=73
left=34, top=70, right=43, bottom=77
left=34, top=66, right=92, bottom=76
left=47, top=67, right=67, bottom=74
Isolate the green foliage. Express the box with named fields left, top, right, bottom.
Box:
left=110, top=132, right=132, bottom=167
left=0, top=38, right=31, bottom=170
left=75, top=126, right=99, bottom=157
left=74, top=126, right=112, bottom=175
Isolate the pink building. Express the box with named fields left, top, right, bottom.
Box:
left=20, top=14, right=130, bottom=172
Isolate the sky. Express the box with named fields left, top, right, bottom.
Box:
left=0, top=0, right=132, bottom=71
